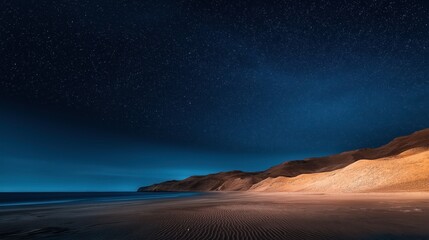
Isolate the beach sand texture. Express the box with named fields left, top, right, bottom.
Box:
left=1, top=192, right=429, bottom=240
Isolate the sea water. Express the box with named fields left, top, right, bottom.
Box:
left=0, top=192, right=198, bottom=207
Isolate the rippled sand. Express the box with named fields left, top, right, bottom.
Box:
left=1, top=192, right=429, bottom=240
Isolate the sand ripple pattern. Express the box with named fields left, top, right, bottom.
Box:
left=149, top=205, right=341, bottom=240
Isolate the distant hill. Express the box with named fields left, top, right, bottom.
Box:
left=138, top=129, right=429, bottom=192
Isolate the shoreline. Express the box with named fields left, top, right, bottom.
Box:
left=0, top=191, right=201, bottom=208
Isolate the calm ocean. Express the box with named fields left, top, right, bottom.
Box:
left=0, top=192, right=198, bottom=207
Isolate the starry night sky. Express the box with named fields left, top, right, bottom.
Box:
left=1, top=0, right=428, bottom=191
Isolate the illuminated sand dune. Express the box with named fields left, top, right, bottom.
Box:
left=139, top=129, right=429, bottom=192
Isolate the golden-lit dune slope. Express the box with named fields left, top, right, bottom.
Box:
left=139, top=129, right=429, bottom=192
left=250, top=147, right=429, bottom=192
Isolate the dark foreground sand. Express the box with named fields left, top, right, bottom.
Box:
left=1, top=192, right=429, bottom=240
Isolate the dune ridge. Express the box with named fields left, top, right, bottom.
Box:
left=139, top=129, right=429, bottom=192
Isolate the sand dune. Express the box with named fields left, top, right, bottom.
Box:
left=251, top=148, right=429, bottom=192
left=139, top=129, right=429, bottom=192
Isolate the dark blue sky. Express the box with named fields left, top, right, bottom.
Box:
left=0, top=0, right=428, bottom=191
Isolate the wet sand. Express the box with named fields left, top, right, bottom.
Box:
left=1, top=192, right=429, bottom=240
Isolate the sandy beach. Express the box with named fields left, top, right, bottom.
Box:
left=1, top=192, right=429, bottom=240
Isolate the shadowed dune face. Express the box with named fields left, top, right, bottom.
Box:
left=138, top=129, right=429, bottom=192
left=140, top=171, right=265, bottom=192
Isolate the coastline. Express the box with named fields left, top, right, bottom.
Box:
left=0, top=191, right=200, bottom=208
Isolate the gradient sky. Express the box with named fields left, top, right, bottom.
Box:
left=1, top=0, right=428, bottom=191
